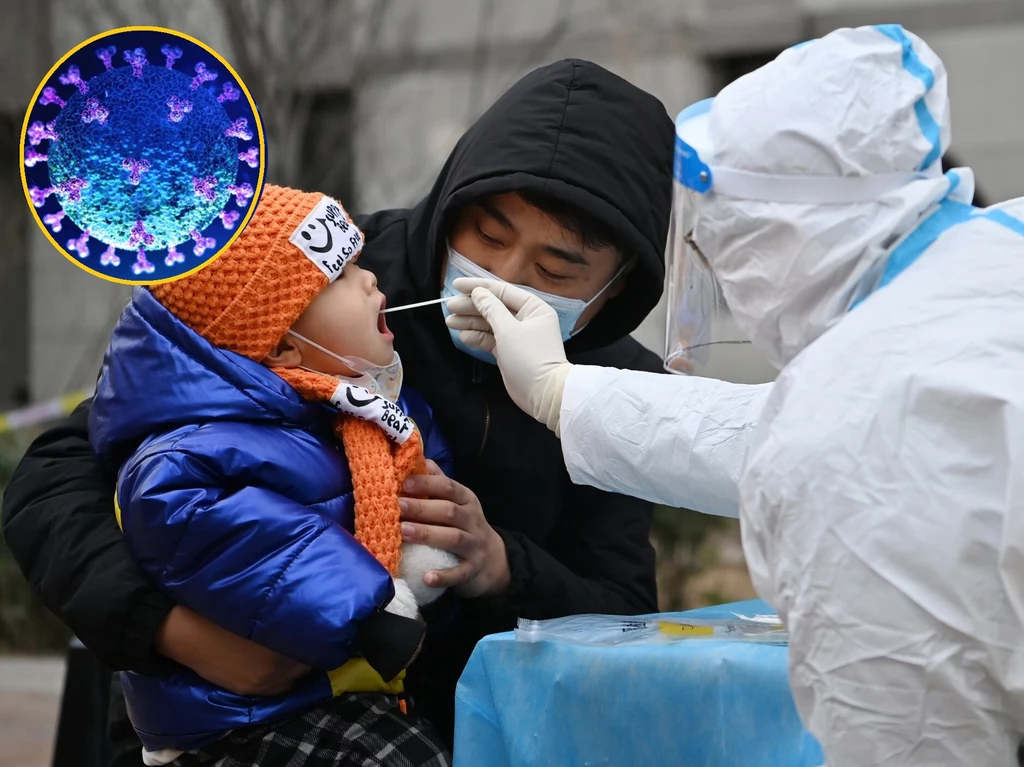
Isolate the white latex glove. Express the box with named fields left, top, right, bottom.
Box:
left=445, top=277, right=572, bottom=435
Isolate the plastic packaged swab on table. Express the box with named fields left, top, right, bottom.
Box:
left=515, top=612, right=787, bottom=647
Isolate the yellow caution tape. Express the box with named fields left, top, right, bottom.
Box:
left=0, top=388, right=93, bottom=434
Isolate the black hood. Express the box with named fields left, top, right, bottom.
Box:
left=402, top=59, right=674, bottom=352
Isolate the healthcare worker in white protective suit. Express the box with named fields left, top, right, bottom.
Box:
left=445, top=25, right=1024, bottom=767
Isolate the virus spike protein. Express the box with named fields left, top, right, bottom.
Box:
left=227, top=182, right=254, bottom=206
left=27, top=120, right=59, bottom=146
left=190, top=62, right=218, bottom=91
left=224, top=118, right=252, bottom=140
left=24, top=147, right=48, bottom=167
left=81, top=97, right=109, bottom=125
left=167, top=95, right=193, bottom=123
left=56, top=177, right=89, bottom=204
left=43, top=211, right=66, bottom=233
left=217, top=83, right=240, bottom=103
left=123, top=47, right=148, bottom=78
left=128, top=219, right=156, bottom=248
left=67, top=229, right=91, bottom=259
left=164, top=244, right=185, bottom=267
left=121, top=158, right=152, bottom=186
left=239, top=147, right=259, bottom=168
left=96, top=46, right=117, bottom=70
left=161, top=44, right=183, bottom=69
left=218, top=209, right=240, bottom=230
left=39, top=87, right=66, bottom=109
left=59, top=65, right=88, bottom=94
left=131, top=247, right=156, bottom=275
left=192, top=176, right=219, bottom=202
left=190, top=229, right=215, bottom=256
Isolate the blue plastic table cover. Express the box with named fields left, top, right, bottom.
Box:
left=453, top=599, right=823, bottom=767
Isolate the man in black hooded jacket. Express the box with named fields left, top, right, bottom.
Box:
left=2, top=59, right=673, bottom=760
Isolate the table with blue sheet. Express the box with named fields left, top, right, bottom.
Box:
left=453, top=599, right=823, bottom=767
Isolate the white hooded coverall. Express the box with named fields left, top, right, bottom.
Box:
left=558, top=26, right=1024, bottom=766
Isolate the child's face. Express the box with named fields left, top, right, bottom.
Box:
left=286, top=262, right=395, bottom=374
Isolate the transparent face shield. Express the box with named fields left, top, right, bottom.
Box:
left=664, top=97, right=942, bottom=381
left=663, top=102, right=775, bottom=382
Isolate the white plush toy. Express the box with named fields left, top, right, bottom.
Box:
left=385, top=544, right=460, bottom=620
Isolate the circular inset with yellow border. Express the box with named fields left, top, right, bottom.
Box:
left=21, top=26, right=266, bottom=285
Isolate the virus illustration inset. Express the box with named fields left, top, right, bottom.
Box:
left=22, top=27, right=265, bottom=284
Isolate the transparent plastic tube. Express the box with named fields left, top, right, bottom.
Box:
left=515, top=612, right=787, bottom=647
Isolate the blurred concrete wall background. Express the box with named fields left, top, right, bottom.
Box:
left=1, top=0, right=1022, bottom=406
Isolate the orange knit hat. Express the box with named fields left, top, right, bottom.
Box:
left=151, top=184, right=424, bottom=577
left=151, top=185, right=331, bottom=362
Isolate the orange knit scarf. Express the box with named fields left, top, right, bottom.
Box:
left=273, top=367, right=425, bottom=577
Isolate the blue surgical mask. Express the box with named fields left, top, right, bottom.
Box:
left=441, top=245, right=625, bottom=364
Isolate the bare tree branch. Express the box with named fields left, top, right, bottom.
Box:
left=57, top=285, right=129, bottom=397
left=237, top=0, right=276, bottom=66
left=77, top=0, right=131, bottom=35
left=215, top=0, right=352, bottom=187
left=287, top=0, right=334, bottom=73
left=515, top=0, right=573, bottom=73
left=361, top=0, right=392, bottom=55
left=35, top=0, right=54, bottom=68
left=398, top=0, right=576, bottom=207
left=465, top=0, right=496, bottom=123
left=352, top=0, right=398, bottom=81
left=143, top=0, right=171, bottom=28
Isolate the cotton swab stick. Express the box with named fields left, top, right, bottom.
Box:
left=381, top=296, right=451, bottom=313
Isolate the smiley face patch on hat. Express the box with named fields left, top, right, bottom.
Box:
left=289, top=195, right=365, bottom=281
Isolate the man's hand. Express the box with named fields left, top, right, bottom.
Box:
left=399, top=460, right=510, bottom=599
left=155, top=606, right=310, bottom=696
left=445, top=278, right=572, bottom=434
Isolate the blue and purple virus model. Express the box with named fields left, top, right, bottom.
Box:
left=22, top=28, right=265, bottom=283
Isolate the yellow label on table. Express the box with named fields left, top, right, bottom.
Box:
left=658, top=621, right=715, bottom=637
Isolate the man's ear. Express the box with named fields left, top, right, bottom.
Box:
left=606, top=256, right=637, bottom=299
left=263, top=334, right=303, bottom=368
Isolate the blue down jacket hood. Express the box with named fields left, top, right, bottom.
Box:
left=89, top=288, right=451, bottom=752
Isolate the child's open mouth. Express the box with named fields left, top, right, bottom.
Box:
left=378, top=298, right=394, bottom=339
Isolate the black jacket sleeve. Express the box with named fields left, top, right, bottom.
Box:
left=1, top=399, right=175, bottom=673
left=463, top=485, right=658, bottom=633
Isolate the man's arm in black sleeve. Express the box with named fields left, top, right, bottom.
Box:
left=463, top=486, right=658, bottom=633
left=1, top=399, right=174, bottom=673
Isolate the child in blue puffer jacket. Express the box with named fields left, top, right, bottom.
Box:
left=89, top=185, right=456, bottom=767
